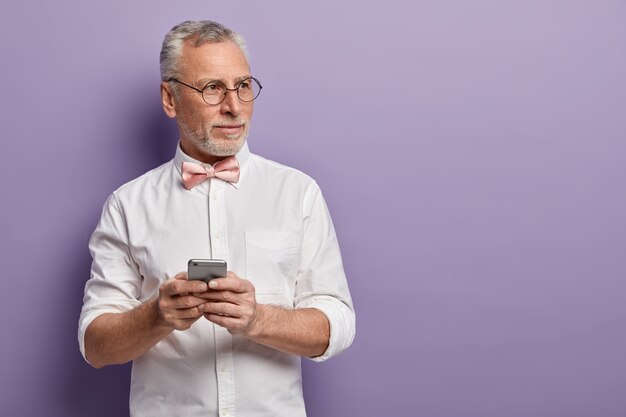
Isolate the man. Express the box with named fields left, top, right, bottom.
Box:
left=78, top=20, right=355, bottom=417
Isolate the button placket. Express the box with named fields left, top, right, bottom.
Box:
left=209, top=181, right=227, bottom=256
left=214, top=326, right=235, bottom=417
left=209, top=180, right=235, bottom=417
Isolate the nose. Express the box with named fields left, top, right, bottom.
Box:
left=220, top=89, right=241, bottom=116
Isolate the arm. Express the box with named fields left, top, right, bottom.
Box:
left=80, top=194, right=209, bottom=367
left=251, top=305, right=329, bottom=357
left=199, top=273, right=329, bottom=357
left=201, top=183, right=355, bottom=359
left=85, top=273, right=210, bottom=368
left=85, top=298, right=170, bottom=368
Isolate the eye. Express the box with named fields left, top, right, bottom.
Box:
left=239, top=80, right=251, bottom=89
left=205, top=83, right=220, bottom=91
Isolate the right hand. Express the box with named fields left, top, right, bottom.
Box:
left=156, top=272, right=209, bottom=331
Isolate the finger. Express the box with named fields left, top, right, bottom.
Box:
left=171, top=294, right=209, bottom=310
left=208, top=275, right=251, bottom=294
left=165, top=276, right=208, bottom=296
left=204, top=313, right=241, bottom=329
left=172, top=316, right=202, bottom=331
left=173, top=271, right=188, bottom=280
left=194, top=290, right=238, bottom=302
left=174, top=305, right=204, bottom=319
left=201, top=301, right=241, bottom=318
left=207, top=271, right=237, bottom=290
left=159, top=305, right=203, bottom=329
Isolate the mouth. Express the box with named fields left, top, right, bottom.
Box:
left=213, top=124, right=244, bottom=136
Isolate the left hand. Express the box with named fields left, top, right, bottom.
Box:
left=196, top=271, right=260, bottom=335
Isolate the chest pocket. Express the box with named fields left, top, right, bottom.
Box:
left=245, top=230, right=297, bottom=302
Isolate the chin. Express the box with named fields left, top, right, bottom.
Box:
left=200, top=136, right=246, bottom=156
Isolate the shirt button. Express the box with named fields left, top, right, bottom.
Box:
left=214, top=232, right=222, bottom=240
left=212, top=194, right=218, bottom=200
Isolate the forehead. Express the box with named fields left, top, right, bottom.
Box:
left=179, top=40, right=250, bottom=82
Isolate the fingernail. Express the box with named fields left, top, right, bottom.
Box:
left=198, top=304, right=204, bottom=312
left=209, top=280, right=218, bottom=289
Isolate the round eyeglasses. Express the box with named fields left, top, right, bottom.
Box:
left=167, top=76, right=262, bottom=105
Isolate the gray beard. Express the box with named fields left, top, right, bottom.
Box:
left=182, top=121, right=249, bottom=157
left=198, top=133, right=247, bottom=156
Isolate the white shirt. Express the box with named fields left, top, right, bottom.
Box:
left=78, top=142, right=355, bottom=417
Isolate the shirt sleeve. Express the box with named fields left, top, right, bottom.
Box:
left=294, top=182, right=356, bottom=362
left=77, top=192, right=142, bottom=362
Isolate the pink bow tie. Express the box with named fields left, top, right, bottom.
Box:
left=181, top=157, right=240, bottom=190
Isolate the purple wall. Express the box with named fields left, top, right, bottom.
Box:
left=2, top=1, right=625, bottom=416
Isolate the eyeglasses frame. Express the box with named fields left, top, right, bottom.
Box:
left=166, top=76, right=262, bottom=106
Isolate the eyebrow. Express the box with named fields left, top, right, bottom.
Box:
left=196, top=75, right=252, bottom=87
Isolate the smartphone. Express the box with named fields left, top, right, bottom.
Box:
left=187, top=259, right=227, bottom=282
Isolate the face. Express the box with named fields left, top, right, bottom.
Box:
left=161, top=40, right=254, bottom=162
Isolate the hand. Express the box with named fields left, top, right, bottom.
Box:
left=156, top=272, right=209, bottom=331
left=198, top=271, right=260, bottom=336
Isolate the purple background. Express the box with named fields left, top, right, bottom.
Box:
left=1, top=1, right=625, bottom=416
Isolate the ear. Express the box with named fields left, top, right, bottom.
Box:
left=160, top=81, right=177, bottom=118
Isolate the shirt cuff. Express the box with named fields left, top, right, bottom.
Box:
left=77, top=299, right=141, bottom=364
left=297, top=295, right=356, bottom=362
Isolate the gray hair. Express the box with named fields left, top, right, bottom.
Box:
left=160, top=20, right=249, bottom=83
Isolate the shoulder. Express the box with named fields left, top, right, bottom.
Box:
left=246, top=153, right=324, bottom=215
left=248, top=153, right=319, bottom=190
left=110, top=160, right=175, bottom=203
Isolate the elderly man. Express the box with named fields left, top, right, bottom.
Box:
left=78, top=20, right=355, bottom=417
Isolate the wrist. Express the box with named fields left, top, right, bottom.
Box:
left=149, top=297, right=173, bottom=332
left=245, top=303, right=268, bottom=339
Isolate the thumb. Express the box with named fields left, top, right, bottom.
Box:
left=173, top=271, right=188, bottom=280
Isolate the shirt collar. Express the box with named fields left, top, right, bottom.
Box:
left=173, top=141, right=251, bottom=190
